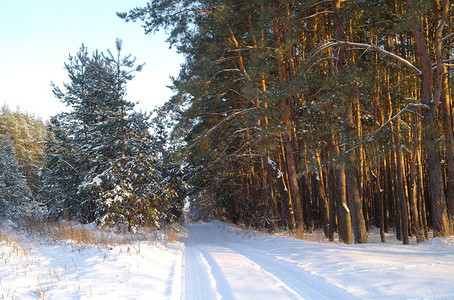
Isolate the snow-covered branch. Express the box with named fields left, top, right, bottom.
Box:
left=312, top=40, right=421, bottom=74
left=299, top=11, right=334, bottom=21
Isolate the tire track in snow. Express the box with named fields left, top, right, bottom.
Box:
left=184, top=243, right=302, bottom=300
left=199, top=245, right=304, bottom=300
left=181, top=223, right=322, bottom=300
left=224, top=242, right=360, bottom=300
left=181, top=245, right=221, bottom=300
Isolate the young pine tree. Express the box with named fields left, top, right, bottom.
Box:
left=44, top=41, right=170, bottom=231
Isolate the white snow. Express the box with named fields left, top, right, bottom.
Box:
left=1, top=221, right=454, bottom=299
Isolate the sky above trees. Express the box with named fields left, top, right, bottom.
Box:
left=0, top=0, right=183, bottom=120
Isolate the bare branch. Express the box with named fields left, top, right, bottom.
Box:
left=432, top=59, right=454, bottom=67
left=306, top=56, right=339, bottom=72
left=233, top=127, right=260, bottom=134
left=228, top=153, right=261, bottom=158
left=215, top=56, right=237, bottom=65
left=226, top=88, right=256, bottom=106
left=299, top=11, right=334, bottom=21
left=206, top=68, right=241, bottom=84
left=56, top=156, right=79, bottom=175
left=204, top=107, right=258, bottom=137
left=227, top=46, right=282, bottom=53
left=442, top=32, right=454, bottom=42
left=310, top=0, right=333, bottom=8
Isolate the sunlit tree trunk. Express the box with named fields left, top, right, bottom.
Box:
left=333, top=0, right=367, bottom=243
left=315, top=150, right=330, bottom=237
left=396, top=115, right=410, bottom=244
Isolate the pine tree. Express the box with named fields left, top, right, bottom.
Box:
left=152, top=111, right=187, bottom=223
left=0, top=105, right=47, bottom=200
left=0, top=139, right=35, bottom=219
left=44, top=41, right=174, bottom=230
left=42, top=113, right=83, bottom=219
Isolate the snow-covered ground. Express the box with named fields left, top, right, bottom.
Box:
left=1, top=221, right=454, bottom=299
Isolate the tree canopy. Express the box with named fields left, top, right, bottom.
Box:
left=119, top=0, right=454, bottom=243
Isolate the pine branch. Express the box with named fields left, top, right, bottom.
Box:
left=343, top=103, right=429, bottom=156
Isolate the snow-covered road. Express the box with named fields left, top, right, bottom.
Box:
left=181, top=223, right=357, bottom=300
left=1, top=221, right=454, bottom=299
left=180, top=222, right=454, bottom=300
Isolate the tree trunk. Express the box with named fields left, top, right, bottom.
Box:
left=283, top=133, right=304, bottom=229
left=333, top=0, right=367, bottom=243
left=410, top=117, right=425, bottom=243
left=440, top=68, right=454, bottom=233
left=328, top=165, right=336, bottom=241
left=330, top=134, right=352, bottom=244
left=280, top=141, right=297, bottom=230
left=407, top=0, right=450, bottom=237
left=376, top=165, right=386, bottom=243
left=396, top=115, right=410, bottom=244
left=424, top=108, right=450, bottom=236
left=315, top=150, right=330, bottom=237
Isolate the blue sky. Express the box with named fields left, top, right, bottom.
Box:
left=0, top=0, right=183, bottom=120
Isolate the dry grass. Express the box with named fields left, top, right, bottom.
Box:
left=2, top=217, right=183, bottom=254
left=13, top=217, right=159, bottom=248
left=0, top=219, right=181, bottom=299
left=0, top=226, right=30, bottom=259
left=164, top=226, right=181, bottom=244
left=293, top=227, right=329, bottom=243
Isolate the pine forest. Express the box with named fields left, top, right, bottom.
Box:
left=2, top=0, right=454, bottom=245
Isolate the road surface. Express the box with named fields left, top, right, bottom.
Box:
left=180, top=223, right=357, bottom=300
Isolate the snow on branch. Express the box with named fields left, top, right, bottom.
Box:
left=57, top=156, right=80, bottom=175
left=312, top=40, right=421, bottom=74
left=299, top=11, right=334, bottom=21
left=267, top=156, right=284, bottom=179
